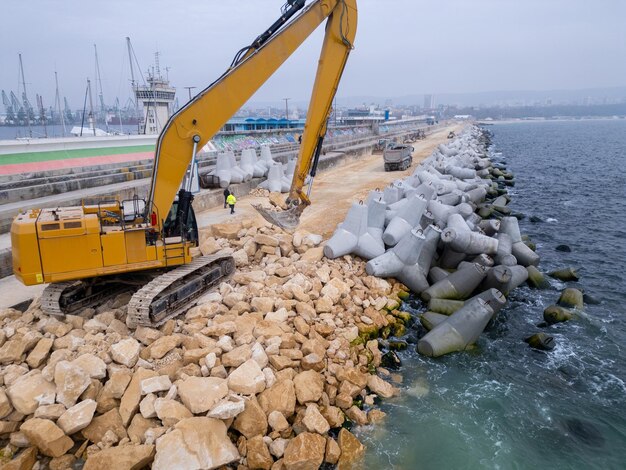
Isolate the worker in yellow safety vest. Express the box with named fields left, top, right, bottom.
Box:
left=226, top=193, right=237, bottom=214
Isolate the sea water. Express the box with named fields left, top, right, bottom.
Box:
left=359, top=120, right=626, bottom=469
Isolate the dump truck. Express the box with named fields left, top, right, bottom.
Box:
left=383, top=144, right=414, bottom=171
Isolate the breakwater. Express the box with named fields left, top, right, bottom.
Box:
left=358, top=119, right=626, bottom=469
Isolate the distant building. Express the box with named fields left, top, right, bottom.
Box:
left=423, top=94, right=435, bottom=110
left=135, top=74, right=175, bottom=135
left=222, top=117, right=305, bottom=132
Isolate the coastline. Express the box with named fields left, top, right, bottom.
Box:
left=0, top=123, right=558, bottom=468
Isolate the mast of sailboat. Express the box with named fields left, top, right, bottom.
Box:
left=94, top=44, right=109, bottom=132
left=18, top=53, right=32, bottom=138
left=87, top=79, right=96, bottom=136
left=36, top=94, right=48, bottom=138
left=126, top=37, right=139, bottom=134
left=115, top=97, right=123, bottom=135
left=54, top=71, right=66, bottom=137
left=80, top=80, right=88, bottom=137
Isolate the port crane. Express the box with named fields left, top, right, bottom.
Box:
left=11, top=0, right=357, bottom=327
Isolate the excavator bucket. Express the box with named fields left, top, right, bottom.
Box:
left=252, top=204, right=305, bottom=231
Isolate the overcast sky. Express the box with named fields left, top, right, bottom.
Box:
left=1, top=0, right=625, bottom=109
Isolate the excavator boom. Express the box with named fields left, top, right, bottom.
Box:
left=148, top=0, right=357, bottom=230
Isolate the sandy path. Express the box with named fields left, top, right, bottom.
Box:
left=196, top=123, right=463, bottom=237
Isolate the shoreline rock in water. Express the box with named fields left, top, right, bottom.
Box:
left=0, top=210, right=412, bottom=467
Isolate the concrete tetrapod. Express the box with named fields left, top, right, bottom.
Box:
left=473, top=288, right=507, bottom=314
left=259, top=145, right=275, bottom=172
left=499, top=265, right=529, bottom=296
left=261, top=164, right=285, bottom=193
left=415, top=224, right=443, bottom=275
left=421, top=263, right=488, bottom=301
left=440, top=215, right=499, bottom=255
left=511, top=241, right=540, bottom=267
left=427, top=200, right=455, bottom=226
left=324, top=203, right=366, bottom=259
left=479, top=265, right=512, bottom=293
left=495, top=233, right=517, bottom=266
left=382, top=194, right=428, bottom=246
left=417, top=298, right=495, bottom=357
left=354, top=198, right=386, bottom=260
left=227, top=152, right=245, bottom=184
left=420, top=312, right=449, bottom=331
left=428, top=266, right=450, bottom=284
left=366, top=228, right=426, bottom=278
left=500, top=216, right=522, bottom=243
left=215, top=152, right=232, bottom=188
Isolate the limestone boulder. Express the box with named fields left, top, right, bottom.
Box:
left=325, top=437, right=341, bottom=465
left=283, top=432, right=326, bottom=470
left=337, top=428, right=365, bottom=469
left=152, top=417, right=239, bottom=470
left=149, top=335, right=181, bottom=360
left=268, top=410, right=290, bottom=432
left=72, top=354, right=107, bottom=379
left=127, top=414, right=158, bottom=444
left=0, top=389, right=12, bottom=419
left=251, top=297, right=274, bottom=313
left=366, top=374, right=396, bottom=398
left=207, top=396, right=245, bottom=420
left=34, top=404, right=66, bottom=420
left=302, top=404, right=330, bottom=434
left=221, top=344, right=252, bottom=368
left=2, top=447, right=37, bottom=470
left=247, top=435, right=274, bottom=470
left=83, top=444, right=155, bottom=470
left=140, top=376, right=172, bottom=395
left=56, top=399, right=97, bottom=435
left=154, top=398, right=192, bottom=427
left=54, top=360, right=91, bottom=408
left=119, top=368, right=157, bottom=426
left=110, top=338, right=141, bottom=368
left=7, top=370, right=56, bottom=415
left=293, top=370, right=324, bottom=404
left=26, top=337, right=54, bottom=369
left=227, top=359, right=266, bottom=395
left=232, top=397, right=268, bottom=439
left=20, top=418, right=73, bottom=458
left=269, top=438, right=290, bottom=459
left=135, top=326, right=162, bottom=346
left=178, top=377, right=228, bottom=414
left=233, top=270, right=267, bottom=285
left=258, top=379, right=296, bottom=418
left=81, top=408, right=128, bottom=443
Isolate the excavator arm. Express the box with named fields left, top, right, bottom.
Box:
left=148, top=0, right=357, bottom=230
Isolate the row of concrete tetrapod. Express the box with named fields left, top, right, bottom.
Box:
left=324, top=125, right=542, bottom=357
left=210, top=146, right=295, bottom=192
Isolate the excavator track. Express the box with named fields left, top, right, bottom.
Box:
left=40, top=279, right=133, bottom=318
left=126, top=254, right=235, bottom=328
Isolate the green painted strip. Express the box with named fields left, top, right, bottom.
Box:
left=0, top=144, right=155, bottom=165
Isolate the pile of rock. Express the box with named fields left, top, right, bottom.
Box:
left=1, top=219, right=411, bottom=469
left=325, top=126, right=543, bottom=357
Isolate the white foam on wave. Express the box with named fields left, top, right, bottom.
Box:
left=546, top=217, right=558, bottom=222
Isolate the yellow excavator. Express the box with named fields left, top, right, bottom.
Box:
left=10, top=0, right=357, bottom=327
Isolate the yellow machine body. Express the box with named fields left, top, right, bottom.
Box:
left=12, top=203, right=193, bottom=286
left=11, top=0, right=357, bottom=288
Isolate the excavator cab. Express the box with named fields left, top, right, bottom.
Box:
left=162, top=197, right=199, bottom=244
